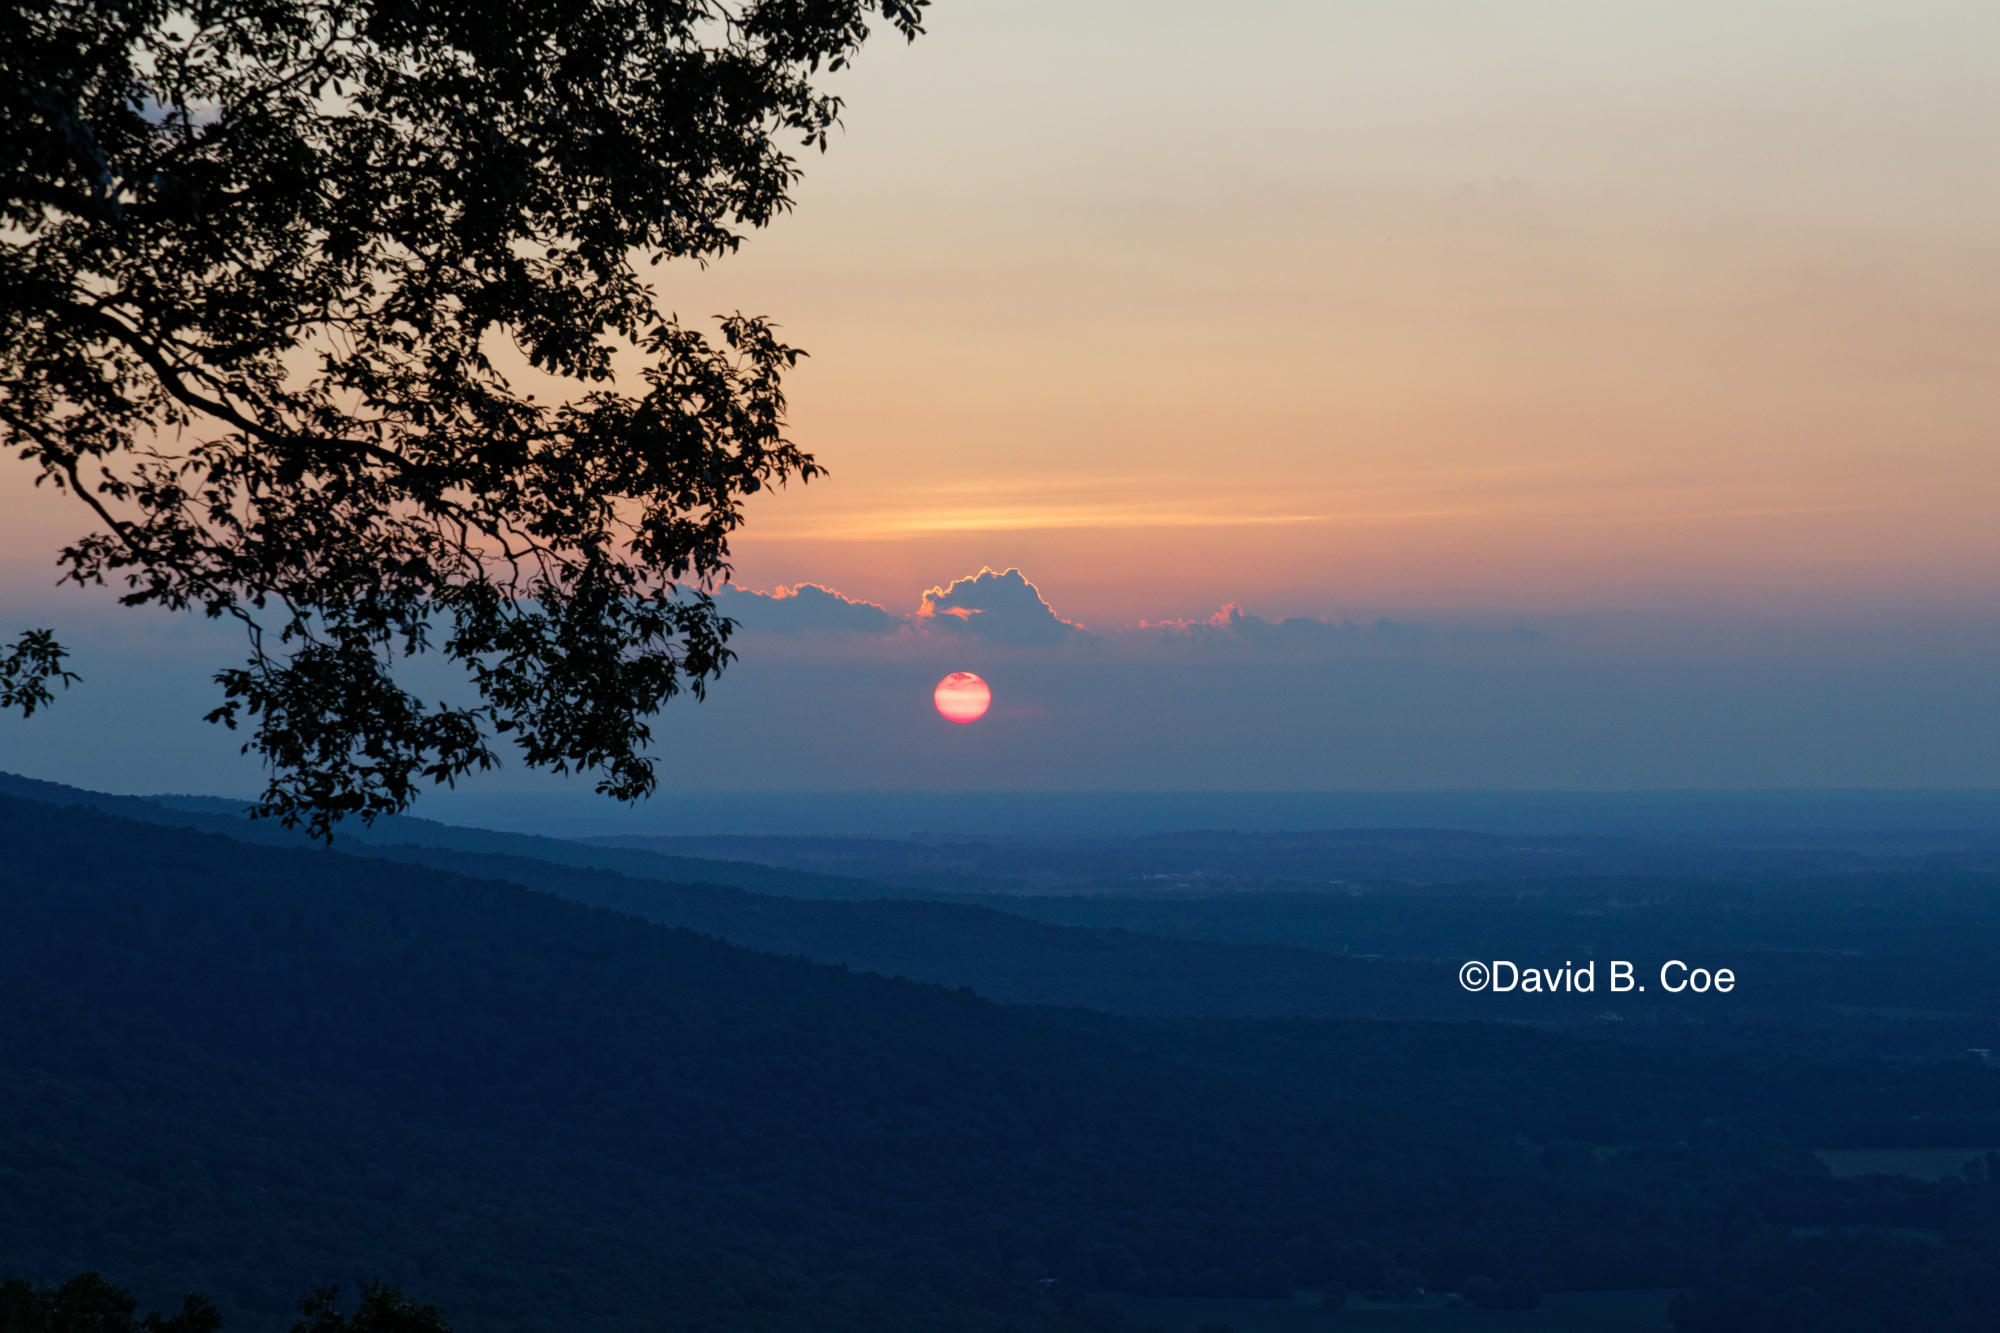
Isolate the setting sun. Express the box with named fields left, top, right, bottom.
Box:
left=933, top=672, right=991, bottom=724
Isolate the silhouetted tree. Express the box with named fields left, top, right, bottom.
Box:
left=0, top=1273, right=218, bottom=1333
left=0, top=630, right=78, bottom=717
left=1, top=0, right=924, bottom=836
left=0, top=1276, right=448, bottom=1333
left=291, top=1284, right=448, bottom=1333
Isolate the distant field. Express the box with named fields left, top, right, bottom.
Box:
left=1817, top=1147, right=1995, bottom=1180
left=1094, top=1288, right=1678, bottom=1331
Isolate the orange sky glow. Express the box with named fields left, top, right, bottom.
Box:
left=4, top=1, right=1998, bottom=641
left=654, top=0, right=2000, bottom=631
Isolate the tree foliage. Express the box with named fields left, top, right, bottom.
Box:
left=0, top=629, right=80, bottom=718
left=291, top=1284, right=449, bottom=1333
left=0, top=1273, right=218, bottom=1333
left=0, top=0, right=923, bottom=835
left=0, top=1275, right=445, bottom=1333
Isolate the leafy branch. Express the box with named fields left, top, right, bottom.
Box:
left=0, top=629, right=81, bottom=718
left=2, top=0, right=926, bottom=836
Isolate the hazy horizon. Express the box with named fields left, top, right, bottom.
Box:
left=11, top=768, right=2000, bottom=841
left=6, top=0, right=1998, bottom=803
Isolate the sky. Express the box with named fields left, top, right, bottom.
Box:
left=4, top=0, right=1999, bottom=804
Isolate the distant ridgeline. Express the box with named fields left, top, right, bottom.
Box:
left=2, top=780, right=2000, bottom=1330
left=8, top=771, right=2000, bottom=1056
left=0, top=771, right=900, bottom=899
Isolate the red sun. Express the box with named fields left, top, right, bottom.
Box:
left=933, top=672, right=991, bottom=724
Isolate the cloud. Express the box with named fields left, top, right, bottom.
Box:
left=710, top=575, right=1545, bottom=656
left=1141, top=604, right=1547, bottom=651
left=1143, top=603, right=1363, bottom=648
left=712, top=583, right=903, bottom=636
left=914, top=567, right=1085, bottom=644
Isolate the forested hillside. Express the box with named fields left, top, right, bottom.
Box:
left=5, top=792, right=2000, bottom=1331
left=0, top=772, right=891, bottom=899
left=12, top=773, right=1998, bottom=1061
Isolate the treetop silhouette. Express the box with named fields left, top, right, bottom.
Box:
left=1, top=0, right=924, bottom=836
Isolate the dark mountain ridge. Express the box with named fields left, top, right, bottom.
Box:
left=5, top=792, right=2000, bottom=1331
left=9, top=771, right=2000, bottom=1055
left=0, top=771, right=893, bottom=900
left=587, top=823, right=2000, bottom=894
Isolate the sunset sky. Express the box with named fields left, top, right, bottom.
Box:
left=4, top=0, right=1999, bottom=804
left=693, top=0, right=2000, bottom=627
